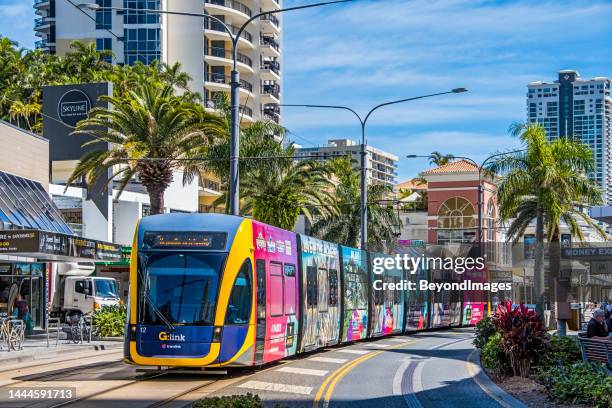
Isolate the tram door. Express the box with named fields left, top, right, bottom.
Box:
left=254, top=259, right=266, bottom=365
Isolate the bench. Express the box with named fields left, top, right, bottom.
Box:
left=578, top=337, right=612, bottom=369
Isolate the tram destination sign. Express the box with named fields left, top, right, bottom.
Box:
left=561, top=246, right=612, bottom=259
left=143, top=231, right=227, bottom=250
left=0, top=230, right=121, bottom=262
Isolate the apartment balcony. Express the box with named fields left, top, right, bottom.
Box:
left=205, top=46, right=254, bottom=74
left=204, top=72, right=254, bottom=98
left=204, top=0, right=252, bottom=23
left=34, top=16, right=55, bottom=31
left=239, top=105, right=254, bottom=122
left=260, top=14, right=280, bottom=34
left=261, top=60, right=281, bottom=81
left=199, top=204, right=225, bottom=214
left=204, top=20, right=253, bottom=49
left=34, top=39, right=55, bottom=50
left=262, top=0, right=281, bottom=11
left=261, top=83, right=280, bottom=104
left=260, top=35, right=280, bottom=58
left=263, top=107, right=280, bottom=124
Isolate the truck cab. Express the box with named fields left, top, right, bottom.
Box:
left=61, top=276, right=119, bottom=319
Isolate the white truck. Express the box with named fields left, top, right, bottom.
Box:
left=50, top=262, right=120, bottom=321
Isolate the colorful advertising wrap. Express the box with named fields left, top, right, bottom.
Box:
left=340, top=246, right=368, bottom=342
left=252, top=221, right=299, bottom=363
left=298, top=235, right=341, bottom=351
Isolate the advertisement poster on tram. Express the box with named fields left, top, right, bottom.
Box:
left=252, top=221, right=299, bottom=363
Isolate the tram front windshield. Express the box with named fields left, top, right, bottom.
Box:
left=139, top=253, right=226, bottom=326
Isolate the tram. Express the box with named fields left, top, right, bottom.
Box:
left=124, top=213, right=488, bottom=368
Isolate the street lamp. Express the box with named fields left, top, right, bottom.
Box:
left=279, top=87, right=467, bottom=250
left=78, top=0, right=353, bottom=216
left=407, top=149, right=525, bottom=246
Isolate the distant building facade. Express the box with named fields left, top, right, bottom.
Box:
left=294, top=139, right=399, bottom=186
left=527, top=70, right=612, bottom=202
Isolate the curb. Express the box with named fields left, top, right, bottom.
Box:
left=0, top=342, right=123, bottom=366
left=467, top=349, right=529, bottom=408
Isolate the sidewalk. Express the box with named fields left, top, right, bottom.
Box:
left=0, top=333, right=123, bottom=366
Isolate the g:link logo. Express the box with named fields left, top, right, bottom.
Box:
left=159, top=332, right=186, bottom=342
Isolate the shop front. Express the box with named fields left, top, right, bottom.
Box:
left=0, top=230, right=121, bottom=331
left=0, top=263, right=45, bottom=330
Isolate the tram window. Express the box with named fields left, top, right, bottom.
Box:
left=328, top=270, right=338, bottom=306
left=225, top=259, right=253, bottom=325
left=284, top=264, right=296, bottom=277
left=393, top=277, right=402, bottom=305
left=255, top=259, right=266, bottom=319
left=270, top=262, right=283, bottom=317
left=306, top=266, right=317, bottom=306
left=256, top=260, right=266, bottom=306
left=283, top=267, right=296, bottom=315
left=374, top=279, right=384, bottom=305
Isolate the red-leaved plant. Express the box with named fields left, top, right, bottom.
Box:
left=492, top=301, right=549, bottom=377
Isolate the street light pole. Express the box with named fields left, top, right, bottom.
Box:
left=78, top=0, right=353, bottom=216
left=280, top=88, right=467, bottom=250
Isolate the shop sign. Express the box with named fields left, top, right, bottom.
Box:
left=562, top=247, right=612, bottom=259
left=57, top=89, right=91, bottom=127
left=0, top=230, right=121, bottom=261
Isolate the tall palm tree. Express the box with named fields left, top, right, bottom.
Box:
left=429, top=151, right=455, bottom=166
left=182, top=94, right=287, bottom=212
left=214, top=147, right=335, bottom=230
left=488, top=123, right=604, bottom=332
left=310, top=157, right=400, bottom=252
left=67, top=82, right=215, bottom=214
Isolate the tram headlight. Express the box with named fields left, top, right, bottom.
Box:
left=129, top=324, right=137, bottom=341
left=212, top=326, right=223, bottom=342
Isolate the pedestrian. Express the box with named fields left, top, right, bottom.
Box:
left=586, top=309, right=610, bottom=340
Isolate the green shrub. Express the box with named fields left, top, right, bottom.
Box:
left=193, top=393, right=263, bottom=408
left=92, top=304, right=127, bottom=337
left=536, top=362, right=612, bottom=408
left=474, top=316, right=496, bottom=349
left=481, top=332, right=511, bottom=378
left=534, top=335, right=581, bottom=370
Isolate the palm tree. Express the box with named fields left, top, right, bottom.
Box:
left=488, top=123, right=604, bottom=332
left=67, top=82, right=215, bottom=214
left=310, top=157, right=400, bottom=252
left=182, top=94, right=288, bottom=212
left=213, top=146, right=335, bottom=230
left=63, top=41, right=113, bottom=81
left=429, top=151, right=455, bottom=166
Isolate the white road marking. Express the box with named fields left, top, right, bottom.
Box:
left=387, top=338, right=408, bottom=342
left=276, top=367, right=328, bottom=376
left=335, top=349, right=370, bottom=355
left=238, top=380, right=313, bottom=395
left=368, top=343, right=392, bottom=348
left=309, top=357, right=348, bottom=364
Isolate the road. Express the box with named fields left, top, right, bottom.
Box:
left=0, top=329, right=526, bottom=408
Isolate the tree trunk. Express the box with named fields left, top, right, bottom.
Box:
left=147, top=187, right=165, bottom=215
left=550, top=230, right=568, bottom=336
left=534, top=207, right=546, bottom=319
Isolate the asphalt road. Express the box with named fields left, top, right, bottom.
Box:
left=0, top=329, right=527, bottom=408
left=217, top=328, right=527, bottom=408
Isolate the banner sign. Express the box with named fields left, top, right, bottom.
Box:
left=0, top=230, right=121, bottom=262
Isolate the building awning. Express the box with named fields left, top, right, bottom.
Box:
left=0, top=171, right=72, bottom=234
left=0, top=229, right=122, bottom=263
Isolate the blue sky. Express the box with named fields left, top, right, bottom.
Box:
left=2, top=0, right=612, bottom=181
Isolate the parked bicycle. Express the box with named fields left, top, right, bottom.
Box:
left=0, top=315, right=25, bottom=351
left=67, top=314, right=99, bottom=344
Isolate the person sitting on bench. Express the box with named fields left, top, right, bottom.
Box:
left=587, top=309, right=610, bottom=340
